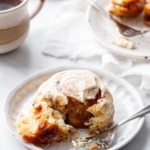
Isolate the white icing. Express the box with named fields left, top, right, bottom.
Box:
left=37, top=70, right=107, bottom=104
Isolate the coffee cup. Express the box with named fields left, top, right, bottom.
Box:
left=0, top=0, right=45, bottom=54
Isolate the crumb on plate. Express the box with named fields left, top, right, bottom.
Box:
left=112, top=37, right=136, bottom=49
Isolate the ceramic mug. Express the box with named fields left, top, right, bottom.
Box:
left=0, top=0, right=45, bottom=54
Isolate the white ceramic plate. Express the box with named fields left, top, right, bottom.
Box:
left=87, top=0, right=150, bottom=60
left=4, top=67, right=144, bottom=150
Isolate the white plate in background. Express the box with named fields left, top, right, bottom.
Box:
left=87, top=0, right=150, bottom=60
left=4, top=67, right=144, bottom=150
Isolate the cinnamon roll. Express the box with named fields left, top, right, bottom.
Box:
left=109, top=0, right=145, bottom=18
left=16, top=70, right=114, bottom=148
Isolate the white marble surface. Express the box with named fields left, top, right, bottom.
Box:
left=0, top=0, right=150, bottom=150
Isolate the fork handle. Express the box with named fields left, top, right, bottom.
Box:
left=118, top=104, right=150, bottom=127
left=87, top=0, right=112, bottom=20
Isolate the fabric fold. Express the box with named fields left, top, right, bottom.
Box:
left=43, top=0, right=106, bottom=59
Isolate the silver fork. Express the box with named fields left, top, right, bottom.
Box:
left=87, top=0, right=149, bottom=37
left=72, top=104, right=150, bottom=149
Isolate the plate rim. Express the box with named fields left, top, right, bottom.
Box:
left=4, top=66, right=145, bottom=150
left=86, top=5, right=150, bottom=60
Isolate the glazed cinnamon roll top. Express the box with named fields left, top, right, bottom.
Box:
left=35, top=70, right=107, bottom=105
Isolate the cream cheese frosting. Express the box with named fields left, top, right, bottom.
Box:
left=36, top=70, right=107, bottom=104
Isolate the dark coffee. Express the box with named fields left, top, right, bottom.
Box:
left=0, top=0, right=22, bottom=11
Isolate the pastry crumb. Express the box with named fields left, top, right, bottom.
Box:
left=88, top=143, right=98, bottom=150
left=112, top=37, right=136, bottom=49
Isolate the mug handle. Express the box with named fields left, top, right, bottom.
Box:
left=30, top=0, right=45, bottom=19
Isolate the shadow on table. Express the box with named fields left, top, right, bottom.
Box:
left=0, top=45, right=31, bottom=69
left=121, top=120, right=150, bottom=150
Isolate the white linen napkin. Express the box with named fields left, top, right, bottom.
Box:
left=43, top=0, right=150, bottom=95
left=43, top=0, right=107, bottom=59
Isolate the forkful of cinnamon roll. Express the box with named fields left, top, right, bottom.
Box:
left=109, top=0, right=146, bottom=18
